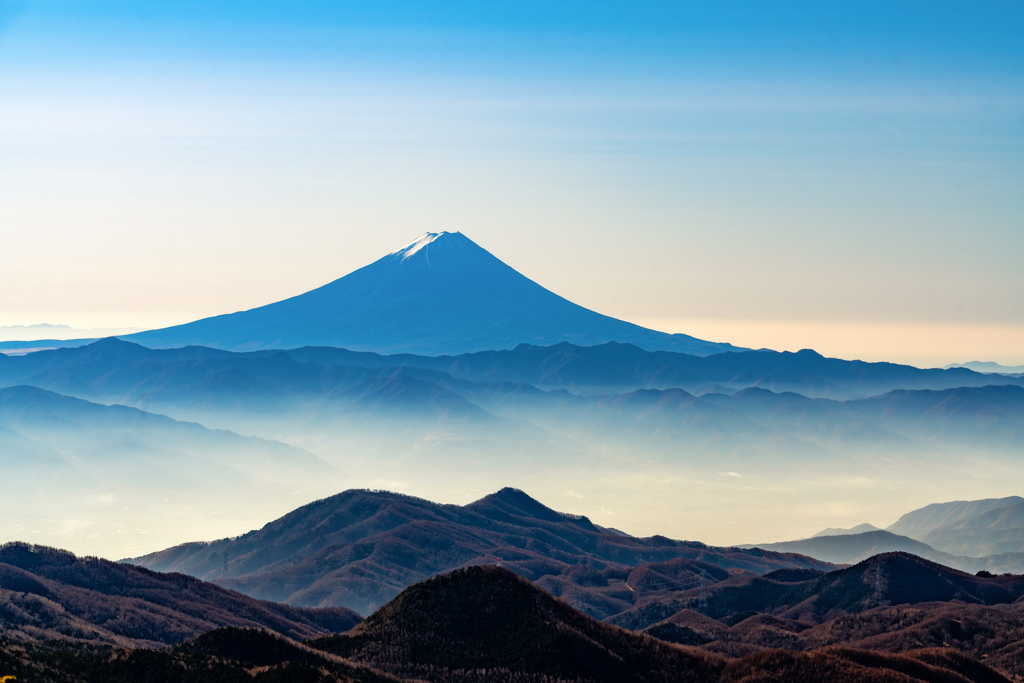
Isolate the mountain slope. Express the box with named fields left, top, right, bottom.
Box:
left=126, top=488, right=835, bottom=617
left=886, top=497, right=1024, bottom=539
left=745, top=531, right=951, bottom=566
left=0, top=542, right=361, bottom=648
left=918, top=501, right=1024, bottom=558
left=122, top=232, right=740, bottom=356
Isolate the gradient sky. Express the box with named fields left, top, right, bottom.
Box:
left=1, top=1, right=1022, bottom=366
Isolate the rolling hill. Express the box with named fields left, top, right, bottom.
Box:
left=125, top=487, right=835, bottom=617
left=608, top=552, right=1024, bottom=631
left=307, top=563, right=1010, bottom=683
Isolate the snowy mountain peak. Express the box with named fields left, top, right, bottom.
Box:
left=125, top=229, right=743, bottom=356
left=391, top=231, right=459, bottom=261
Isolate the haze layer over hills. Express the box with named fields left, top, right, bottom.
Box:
left=4, top=329, right=1024, bottom=556
left=3, top=333, right=1024, bottom=556
left=121, top=232, right=742, bottom=356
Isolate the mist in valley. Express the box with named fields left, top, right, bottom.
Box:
left=3, top=338, right=1021, bottom=560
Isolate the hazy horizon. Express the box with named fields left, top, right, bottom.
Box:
left=1, top=229, right=1021, bottom=367
left=2, top=2, right=1022, bottom=367
left=2, top=1, right=1023, bottom=565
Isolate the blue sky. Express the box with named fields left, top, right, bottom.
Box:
left=1, top=1, right=1022, bottom=365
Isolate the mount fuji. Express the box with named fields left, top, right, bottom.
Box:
left=125, top=232, right=742, bottom=355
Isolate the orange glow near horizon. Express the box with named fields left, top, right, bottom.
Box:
left=636, top=318, right=1024, bottom=368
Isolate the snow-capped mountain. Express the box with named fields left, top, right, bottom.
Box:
left=125, top=231, right=741, bottom=355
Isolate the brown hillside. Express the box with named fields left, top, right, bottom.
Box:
left=0, top=542, right=360, bottom=648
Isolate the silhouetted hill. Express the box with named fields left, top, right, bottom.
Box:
left=0, top=542, right=361, bottom=648
left=309, top=564, right=725, bottom=683
left=127, top=488, right=834, bottom=617
left=122, top=232, right=740, bottom=356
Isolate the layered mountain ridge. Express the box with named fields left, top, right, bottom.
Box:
left=3, top=338, right=1021, bottom=467
left=6, top=547, right=1018, bottom=683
